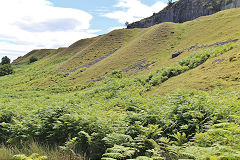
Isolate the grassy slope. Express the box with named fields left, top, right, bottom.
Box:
left=148, top=8, right=240, bottom=94
left=150, top=45, right=240, bottom=95
left=56, top=8, right=240, bottom=87
left=5, top=8, right=240, bottom=91
left=13, top=48, right=65, bottom=63
left=56, top=28, right=143, bottom=72
left=68, top=23, right=183, bottom=84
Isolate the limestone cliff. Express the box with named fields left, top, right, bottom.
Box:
left=127, top=0, right=240, bottom=29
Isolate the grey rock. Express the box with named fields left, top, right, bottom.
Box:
left=213, top=58, right=225, bottom=64
left=69, top=49, right=119, bottom=73
left=122, top=60, right=156, bottom=72
left=172, top=51, right=182, bottom=58
left=127, top=0, right=240, bottom=29
left=171, top=39, right=238, bottom=58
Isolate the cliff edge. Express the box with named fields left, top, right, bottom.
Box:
left=127, top=0, right=240, bottom=29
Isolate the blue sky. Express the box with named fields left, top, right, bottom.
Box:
left=0, top=0, right=169, bottom=60
left=49, top=0, right=169, bottom=34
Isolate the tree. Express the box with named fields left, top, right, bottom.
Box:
left=0, top=56, right=14, bottom=76
left=168, top=0, right=173, bottom=5
left=125, top=21, right=129, bottom=27
left=1, top=56, right=10, bottom=65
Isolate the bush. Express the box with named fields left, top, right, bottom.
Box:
left=0, top=64, right=14, bottom=76
left=109, top=70, right=122, bottom=78
left=29, top=56, right=38, bottom=63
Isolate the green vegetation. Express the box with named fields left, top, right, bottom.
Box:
left=0, top=64, right=14, bottom=76
left=0, top=8, right=240, bottom=160
left=13, top=153, right=47, bottom=160
left=1, top=56, right=11, bottom=65
left=147, top=44, right=234, bottom=86
left=0, top=56, right=14, bottom=76
left=0, top=43, right=239, bottom=159
left=0, top=81, right=240, bottom=159
left=225, top=0, right=234, bottom=6
left=29, top=56, right=38, bottom=63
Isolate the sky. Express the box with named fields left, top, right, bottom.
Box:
left=0, top=0, right=169, bottom=61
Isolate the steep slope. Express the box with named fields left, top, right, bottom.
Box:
left=6, top=8, right=240, bottom=91
left=67, top=23, right=183, bottom=84
left=150, top=43, right=240, bottom=95
left=68, top=8, right=240, bottom=85
left=55, top=29, right=143, bottom=72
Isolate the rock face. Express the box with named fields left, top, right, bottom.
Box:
left=127, top=0, right=240, bottom=29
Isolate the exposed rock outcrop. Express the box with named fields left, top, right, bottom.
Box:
left=69, top=49, right=119, bottom=73
left=171, top=39, right=238, bottom=58
left=127, top=0, right=240, bottom=29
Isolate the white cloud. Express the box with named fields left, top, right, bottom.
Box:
left=0, top=0, right=99, bottom=60
left=108, top=26, right=125, bottom=32
left=103, top=0, right=167, bottom=24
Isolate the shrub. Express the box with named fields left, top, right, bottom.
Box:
left=0, top=64, right=14, bottom=76
left=29, top=56, right=38, bottom=63
left=109, top=71, right=122, bottom=78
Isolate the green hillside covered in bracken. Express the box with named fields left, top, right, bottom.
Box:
left=0, top=8, right=240, bottom=160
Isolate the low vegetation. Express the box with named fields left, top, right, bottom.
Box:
left=0, top=43, right=240, bottom=159
left=0, top=81, right=240, bottom=159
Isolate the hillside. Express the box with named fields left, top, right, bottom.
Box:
left=5, top=8, right=240, bottom=90
left=0, top=8, right=240, bottom=160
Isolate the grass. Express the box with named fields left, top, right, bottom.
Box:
left=0, top=141, right=84, bottom=160
left=0, top=147, right=13, bottom=160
